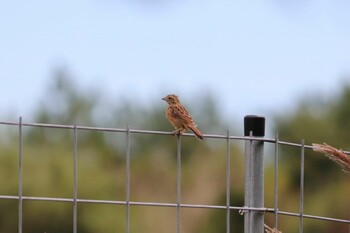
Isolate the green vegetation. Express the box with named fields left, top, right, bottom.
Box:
left=269, top=84, right=350, bottom=233
left=0, top=70, right=349, bottom=232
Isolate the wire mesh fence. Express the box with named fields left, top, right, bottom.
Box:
left=0, top=117, right=349, bottom=233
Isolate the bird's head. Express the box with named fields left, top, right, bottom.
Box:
left=162, top=94, right=180, bottom=105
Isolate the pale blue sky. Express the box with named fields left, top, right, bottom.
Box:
left=1, top=0, right=350, bottom=122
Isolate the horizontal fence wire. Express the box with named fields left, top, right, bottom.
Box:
left=1, top=120, right=350, bottom=152
left=0, top=195, right=348, bottom=224
left=0, top=119, right=349, bottom=231
left=1, top=120, right=350, bottom=153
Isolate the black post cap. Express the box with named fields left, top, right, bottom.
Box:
left=244, top=115, right=265, bottom=137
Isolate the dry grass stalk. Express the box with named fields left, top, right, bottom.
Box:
left=312, top=143, right=350, bottom=175
left=264, top=223, right=282, bottom=233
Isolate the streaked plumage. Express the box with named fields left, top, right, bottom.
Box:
left=162, top=94, right=203, bottom=140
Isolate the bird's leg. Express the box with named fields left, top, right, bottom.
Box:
left=171, top=128, right=184, bottom=137
left=171, top=129, right=181, bottom=136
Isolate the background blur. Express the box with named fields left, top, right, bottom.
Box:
left=0, top=0, right=349, bottom=232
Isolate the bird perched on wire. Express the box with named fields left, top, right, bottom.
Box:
left=162, top=94, right=203, bottom=140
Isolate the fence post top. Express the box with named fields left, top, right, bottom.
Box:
left=244, top=115, right=265, bottom=137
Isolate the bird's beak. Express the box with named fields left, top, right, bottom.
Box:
left=161, top=97, right=166, bottom=101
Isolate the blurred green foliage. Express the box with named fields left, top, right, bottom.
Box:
left=0, top=70, right=349, bottom=232
left=271, top=84, right=350, bottom=233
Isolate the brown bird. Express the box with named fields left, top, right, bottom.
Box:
left=162, top=94, right=203, bottom=140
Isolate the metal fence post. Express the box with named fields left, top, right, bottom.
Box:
left=244, top=115, right=265, bottom=233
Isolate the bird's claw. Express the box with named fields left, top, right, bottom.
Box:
left=171, top=129, right=182, bottom=137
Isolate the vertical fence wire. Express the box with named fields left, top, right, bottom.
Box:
left=125, top=124, right=131, bottom=233
left=73, top=124, right=78, bottom=233
left=274, top=133, right=279, bottom=229
left=248, top=131, right=253, bottom=233
left=177, top=135, right=182, bottom=233
left=18, top=117, right=23, bottom=233
left=244, top=131, right=253, bottom=233
left=299, top=139, right=305, bottom=233
left=226, top=130, right=231, bottom=233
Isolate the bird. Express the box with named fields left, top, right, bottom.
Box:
left=162, top=94, right=203, bottom=140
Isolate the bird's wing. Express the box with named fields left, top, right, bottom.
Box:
left=171, top=104, right=196, bottom=126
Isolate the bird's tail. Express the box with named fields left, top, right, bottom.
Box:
left=189, top=126, right=203, bottom=140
